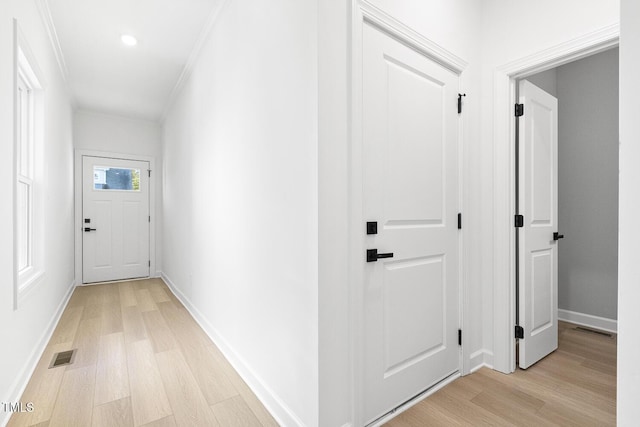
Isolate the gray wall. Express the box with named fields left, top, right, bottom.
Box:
left=556, top=48, right=619, bottom=320
left=526, top=67, right=558, bottom=97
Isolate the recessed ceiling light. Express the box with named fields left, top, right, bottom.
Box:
left=121, top=34, right=138, bottom=46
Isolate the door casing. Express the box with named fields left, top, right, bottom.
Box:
left=491, top=25, right=619, bottom=374
left=74, top=149, right=157, bottom=285
left=349, top=3, right=470, bottom=425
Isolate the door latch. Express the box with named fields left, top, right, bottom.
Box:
left=553, top=232, right=565, bottom=241
left=367, top=249, right=394, bottom=262
left=84, top=227, right=97, bottom=232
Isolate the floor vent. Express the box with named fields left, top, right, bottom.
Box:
left=49, top=349, right=76, bottom=368
left=575, top=326, right=613, bottom=338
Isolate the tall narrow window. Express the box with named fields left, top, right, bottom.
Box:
left=17, top=68, right=33, bottom=276
left=15, top=25, right=45, bottom=305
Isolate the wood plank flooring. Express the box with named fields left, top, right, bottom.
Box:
left=9, top=279, right=616, bottom=427
left=385, top=321, right=616, bottom=426
left=8, top=279, right=277, bottom=427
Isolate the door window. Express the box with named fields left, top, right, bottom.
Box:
left=93, top=166, right=141, bottom=191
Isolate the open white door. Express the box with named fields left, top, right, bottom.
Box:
left=362, top=23, right=460, bottom=423
left=82, top=156, right=150, bottom=283
left=517, top=80, right=559, bottom=369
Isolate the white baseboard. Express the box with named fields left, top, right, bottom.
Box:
left=558, top=309, right=617, bottom=333
left=469, top=349, right=494, bottom=373
left=159, top=273, right=303, bottom=427
left=1, top=279, right=75, bottom=427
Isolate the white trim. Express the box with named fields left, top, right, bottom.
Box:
left=349, top=2, right=469, bottom=424
left=469, top=349, right=494, bottom=373
left=558, top=309, right=617, bottom=333
left=160, top=0, right=233, bottom=122
left=492, top=24, right=620, bottom=374
left=367, top=372, right=460, bottom=427
left=0, top=280, right=75, bottom=427
left=14, top=22, right=47, bottom=310
left=359, top=1, right=467, bottom=73
left=159, top=273, right=299, bottom=427
left=74, top=149, right=157, bottom=285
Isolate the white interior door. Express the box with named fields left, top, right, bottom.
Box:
left=362, top=23, right=460, bottom=424
left=82, top=156, right=150, bottom=283
left=518, top=80, right=559, bottom=369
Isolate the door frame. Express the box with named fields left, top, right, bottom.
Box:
left=349, top=2, right=469, bottom=425
left=491, top=24, right=619, bottom=374
left=74, top=149, right=157, bottom=285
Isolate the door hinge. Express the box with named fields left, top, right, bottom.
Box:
left=514, top=214, right=524, bottom=228
left=515, top=325, right=524, bottom=339
left=148, top=260, right=151, bottom=267
left=148, top=216, right=151, bottom=223
left=515, top=103, right=524, bottom=117
left=458, top=329, right=462, bottom=346
left=148, top=169, right=151, bottom=177
left=457, top=213, right=462, bottom=230
left=458, top=93, right=466, bottom=114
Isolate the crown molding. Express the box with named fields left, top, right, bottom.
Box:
left=34, top=0, right=77, bottom=108
left=160, top=0, right=233, bottom=123
left=359, top=0, right=468, bottom=73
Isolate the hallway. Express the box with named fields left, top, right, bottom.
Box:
left=7, top=279, right=276, bottom=427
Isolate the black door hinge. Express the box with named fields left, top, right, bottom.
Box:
left=515, top=325, right=524, bottom=339
left=458, top=329, right=462, bottom=346
left=458, top=213, right=462, bottom=230
left=514, top=214, right=524, bottom=228
left=148, top=216, right=151, bottom=223
left=458, top=93, right=466, bottom=114
left=515, top=103, right=524, bottom=117
left=148, top=170, right=151, bottom=177
left=148, top=260, right=151, bottom=267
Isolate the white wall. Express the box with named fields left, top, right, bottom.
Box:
left=0, top=1, right=75, bottom=425
left=161, top=0, right=318, bottom=425
left=480, top=0, right=620, bottom=370
left=618, top=0, right=640, bottom=423
left=556, top=49, right=619, bottom=321
left=74, top=109, right=161, bottom=157
left=74, top=110, right=163, bottom=275
left=318, top=0, right=351, bottom=425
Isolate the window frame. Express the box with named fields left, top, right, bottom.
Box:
left=13, top=21, right=46, bottom=308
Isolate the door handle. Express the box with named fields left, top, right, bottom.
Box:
left=84, top=227, right=97, bottom=232
left=553, top=232, right=564, bottom=241
left=367, top=249, right=394, bottom=262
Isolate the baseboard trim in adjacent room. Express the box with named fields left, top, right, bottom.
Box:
left=159, top=272, right=303, bottom=427
left=1, top=279, right=76, bottom=427
left=558, top=309, right=617, bottom=333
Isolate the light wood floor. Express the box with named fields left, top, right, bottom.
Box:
left=8, top=278, right=278, bottom=427
left=9, top=279, right=616, bottom=427
left=385, top=321, right=616, bottom=426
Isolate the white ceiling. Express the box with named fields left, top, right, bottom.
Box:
left=47, top=0, right=221, bottom=121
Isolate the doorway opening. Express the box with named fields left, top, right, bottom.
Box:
left=513, top=48, right=619, bottom=368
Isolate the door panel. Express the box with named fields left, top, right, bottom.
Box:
left=83, top=156, right=150, bottom=283
left=518, top=80, right=558, bottom=369
left=363, top=23, right=460, bottom=424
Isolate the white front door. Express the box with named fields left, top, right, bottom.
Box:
left=362, top=23, right=460, bottom=424
left=82, top=156, right=150, bottom=283
left=518, top=80, right=559, bottom=369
